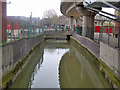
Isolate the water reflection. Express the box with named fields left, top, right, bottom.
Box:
left=28, top=56, right=44, bottom=88
left=59, top=44, right=111, bottom=88
left=29, top=40, right=69, bottom=88
left=10, top=44, right=44, bottom=88
left=30, top=48, right=69, bottom=88
left=9, top=40, right=111, bottom=88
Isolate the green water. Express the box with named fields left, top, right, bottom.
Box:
left=10, top=39, right=111, bottom=88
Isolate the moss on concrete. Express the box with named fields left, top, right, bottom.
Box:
left=71, top=37, right=120, bottom=88
left=10, top=43, right=44, bottom=88
left=2, top=40, right=45, bottom=88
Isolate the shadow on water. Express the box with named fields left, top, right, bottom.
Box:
left=59, top=41, right=111, bottom=88
left=9, top=39, right=70, bottom=88
left=9, top=43, right=45, bottom=88
left=9, top=39, right=112, bottom=88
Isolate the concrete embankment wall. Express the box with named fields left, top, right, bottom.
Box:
left=44, top=31, right=72, bottom=36
left=72, top=32, right=120, bottom=77
left=2, top=35, right=44, bottom=76
left=100, top=42, right=120, bottom=75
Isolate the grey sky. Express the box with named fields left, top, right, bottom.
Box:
left=7, top=0, right=115, bottom=18
left=7, top=0, right=62, bottom=18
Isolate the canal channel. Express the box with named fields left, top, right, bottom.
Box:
left=9, top=38, right=111, bottom=88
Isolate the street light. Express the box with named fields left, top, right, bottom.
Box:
left=6, top=0, right=11, bottom=4
left=7, top=1, right=11, bottom=4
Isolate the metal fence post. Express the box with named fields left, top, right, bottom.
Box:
left=22, top=21, right=25, bottom=38
left=76, top=26, right=77, bottom=33
left=29, top=24, right=31, bottom=37
left=18, top=25, right=20, bottom=39
left=6, top=25, right=10, bottom=43
left=43, top=26, right=44, bottom=32
left=39, top=26, right=40, bottom=35
left=22, top=24, right=24, bottom=38
left=92, top=27, right=94, bottom=40
left=10, top=20, right=13, bottom=42
left=86, top=27, right=89, bottom=37
left=49, top=25, right=50, bottom=31
left=35, top=25, right=36, bottom=36
left=33, top=25, right=35, bottom=37
left=59, top=25, right=60, bottom=31
left=108, top=20, right=112, bottom=45
left=101, top=20, right=105, bottom=42
left=98, top=27, right=102, bottom=44
left=27, top=24, right=29, bottom=38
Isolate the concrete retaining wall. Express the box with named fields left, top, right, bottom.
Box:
left=44, top=31, right=72, bottom=36
left=100, top=42, right=120, bottom=75
left=2, top=35, right=44, bottom=76
left=1, top=30, right=72, bottom=79
left=102, top=33, right=118, bottom=48
left=1, top=31, right=120, bottom=83
left=2, top=43, right=13, bottom=75
left=73, top=32, right=120, bottom=76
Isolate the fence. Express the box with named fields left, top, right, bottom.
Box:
left=73, top=25, right=119, bottom=48
left=1, top=19, right=120, bottom=48
left=3, top=21, right=65, bottom=44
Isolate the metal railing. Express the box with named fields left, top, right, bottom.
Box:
left=73, top=25, right=119, bottom=48
left=5, top=25, right=63, bottom=44
left=1, top=21, right=71, bottom=44
left=1, top=20, right=120, bottom=49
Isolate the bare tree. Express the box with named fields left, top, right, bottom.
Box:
left=42, top=9, right=59, bottom=25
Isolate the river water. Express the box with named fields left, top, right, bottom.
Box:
left=10, top=39, right=111, bottom=88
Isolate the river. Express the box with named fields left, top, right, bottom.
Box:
left=9, top=39, right=111, bottom=88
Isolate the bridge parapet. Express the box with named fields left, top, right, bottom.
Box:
left=44, top=31, right=73, bottom=36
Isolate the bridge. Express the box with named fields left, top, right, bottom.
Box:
left=0, top=0, right=120, bottom=89
left=60, top=0, right=120, bottom=88
left=61, top=0, right=120, bottom=38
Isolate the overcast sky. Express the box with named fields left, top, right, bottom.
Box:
left=7, top=0, right=115, bottom=18
left=7, top=0, right=62, bottom=18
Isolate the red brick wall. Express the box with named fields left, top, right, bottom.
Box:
left=7, top=16, right=21, bottom=29
left=0, top=1, right=7, bottom=43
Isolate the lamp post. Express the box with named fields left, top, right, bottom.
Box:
left=7, top=1, right=11, bottom=4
